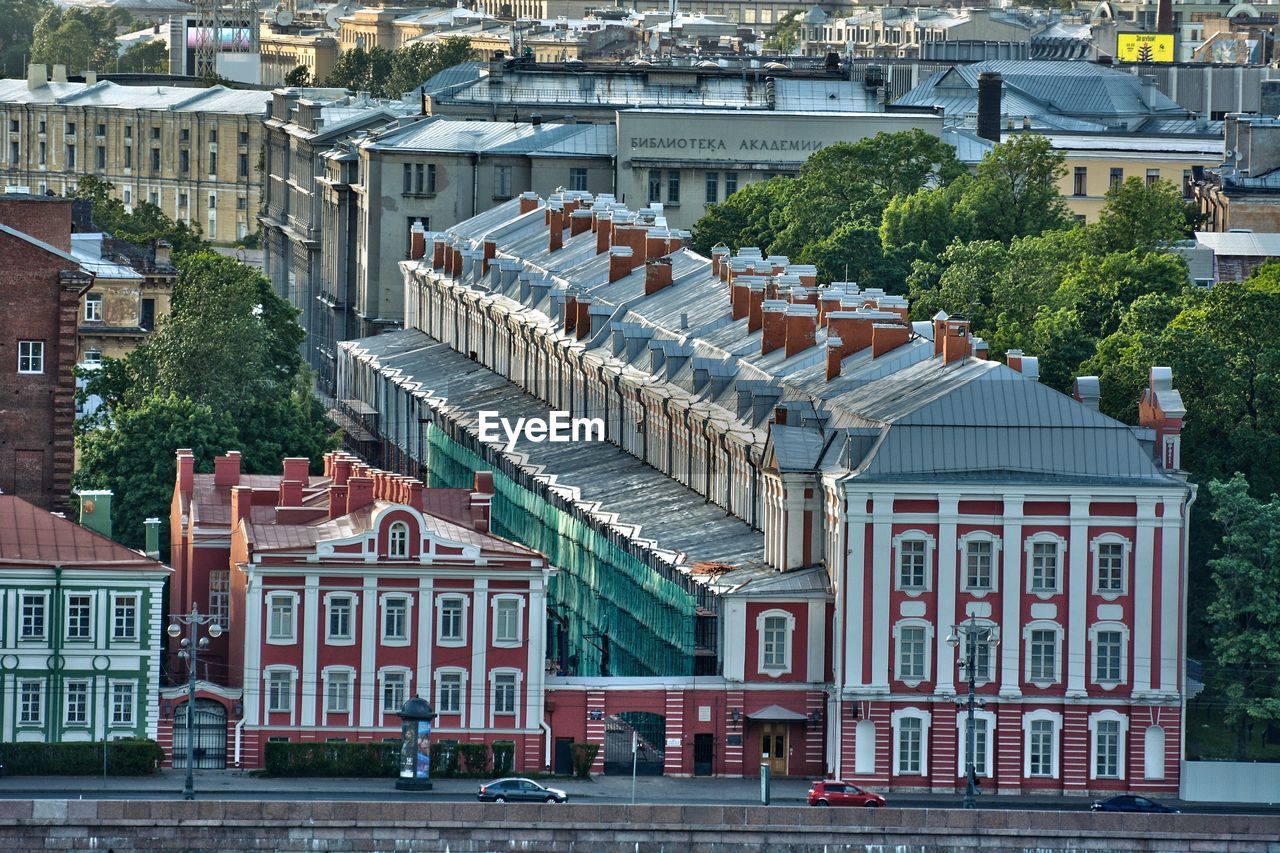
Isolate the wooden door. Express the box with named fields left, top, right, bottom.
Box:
left=759, top=723, right=788, bottom=776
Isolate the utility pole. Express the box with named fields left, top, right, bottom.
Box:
left=947, top=616, right=998, bottom=809
left=630, top=729, right=638, bottom=805
left=167, top=606, right=223, bottom=800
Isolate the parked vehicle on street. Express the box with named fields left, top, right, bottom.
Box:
left=806, top=780, right=886, bottom=807
left=477, top=778, right=569, bottom=803
left=1090, top=795, right=1180, bottom=814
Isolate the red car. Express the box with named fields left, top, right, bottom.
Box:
left=807, top=780, right=886, bottom=807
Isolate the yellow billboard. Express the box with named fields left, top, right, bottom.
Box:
left=1117, top=33, right=1175, bottom=63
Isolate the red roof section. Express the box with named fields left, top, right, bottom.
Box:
left=0, top=495, right=169, bottom=571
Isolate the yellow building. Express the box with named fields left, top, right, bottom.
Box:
left=259, top=27, right=339, bottom=87
left=73, top=234, right=176, bottom=366
left=1051, top=133, right=1222, bottom=221
left=0, top=67, right=271, bottom=244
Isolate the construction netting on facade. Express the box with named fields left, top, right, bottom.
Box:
left=425, top=424, right=698, bottom=677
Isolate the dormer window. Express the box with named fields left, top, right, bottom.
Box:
left=388, top=521, right=409, bottom=558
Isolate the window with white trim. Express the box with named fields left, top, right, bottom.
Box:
left=382, top=595, right=409, bottom=643
left=267, top=593, right=297, bottom=643
left=956, top=712, right=994, bottom=777
left=111, top=682, right=135, bottom=726
left=1092, top=535, right=1131, bottom=596
left=267, top=669, right=294, bottom=713
left=1090, top=711, right=1129, bottom=780
left=18, top=340, right=44, bottom=374
left=1025, top=622, right=1061, bottom=685
left=894, top=532, right=934, bottom=592
left=437, top=596, right=466, bottom=645
left=493, top=671, right=517, bottom=715
left=757, top=609, right=795, bottom=675
left=1091, top=623, right=1127, bottom=685
left=381, top=670, right=408, bottom=713
left=493, top=596, right=521, bottom=646
left=326, top=593, right=355, bottom=643
left=65, top=593, right=92, bottom=640
left=959, top=533, right=1000, bottom=594
left=209, top=571, right=230, bottom=628
left=112, top=594, right=138, bottom=640
left=960, top=622, right=997, bottom=684
left=1026, top=535, right=1065, bottom=595
left=895, top=714, right=926, bottom=775
left=388, top=521, right=409, bottom=558
left=436, top=670, right=464, bottom=714
left=20, top=593, right=46, bottom=639
left=84, top=292, right=102, bottom=322
left=18, top=680, right=43, bottom=725
left=893, top=620, right=931, bottom=686
left=65, top=680, right=89, bottom=725
left=1021, top=709, right=1064, bottom=779
left=324, top=668, right=353, bottom=714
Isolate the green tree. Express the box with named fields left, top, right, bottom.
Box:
left=69, top=175, right=205, bottom=255
left=284, top=64, right=311, bottom=87
left=1094, top=176, right=1194, bottom=253
left=799, top=222, right=907, bottom=291
left=956, top=134, right=1070, bottom=243
left=689, top=175, right=793, bottom=255
left=880, top=176, right=975, bottom=261
left=1204, top=473, right=1280, bottom=756
left=385, top=38, right=476, bottom=98
left=1054, top=249, right=1189, bottom=340
left=763, top=10, right=802, bottom=53
left=0, top=0, right=55, bottom=77
left=909, top=239, right=1009, bottom=332
left=116, top=38, right=166, bottom=74
left=31, top=6, right=129, bottom=73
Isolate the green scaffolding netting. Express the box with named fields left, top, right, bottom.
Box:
left=425, top=424, right=697, bottom=677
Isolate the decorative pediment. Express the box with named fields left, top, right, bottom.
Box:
left=314, top=504, right=482, bottom=562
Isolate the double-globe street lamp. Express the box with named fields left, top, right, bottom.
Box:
left=946, top=617, right=999, bottom=810
left=167, top=606, right=223, bottom=801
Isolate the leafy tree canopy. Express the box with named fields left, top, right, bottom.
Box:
left=0, top=0, right=55, bottom=77
left=31, top=5, right=129, bottom=73
left=325, top=38, right=476, bottom=99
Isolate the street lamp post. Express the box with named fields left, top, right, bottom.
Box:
left=167, top=606, right=223, bottom=801
left=946, top=617, right=998, bottom=810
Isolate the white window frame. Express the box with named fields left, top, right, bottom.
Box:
left=491, top=595, right=524, bottom=648
left=324, top=591, right=357, bottom=646
left=436, top=595, right=468, bottom=647
left=64, top=591, right=94, bottom=642
left=209, top=570, right=230, bottom=630
left=266, top=591, right=298, bottom=644
left=19, top=591, right=48, bottom=640
left=958, top=531, right=1001, bottom=596
left=109, top=680, right=135, bottom=727
left=378, top=667, right=412, bottom=715
left=1091, top=533, right=1132, bottom=599
left=490, top=669, right=520, bottom=719
left=891, top=707, right=931, bottom=777
left=84, top=292, right=102, bottom=322
left=1089, top=710, right=1129, bottom=780
left=955, top=709, right=996, bottom=778
left=1023, top=620, right=1062, bottom=687
left=1089, top=621, right=1130, bottom=688
left=18, top=679, right=44, bottom=726
left=17, top=340, right=44, bottom=374
left=388, top=520, right=410, bottom=558
left=321, top=665, right=355, bottom=721
left=110, top=592, right=138, bottom=641
left=1024, top=532, right=1066, bottom=597
left=265, top=666, right=297, bottom=717
left=1021, top=709, right=1063, bottom=779
left=893, top=618, right=933, bottom=687
left=893, top=530, right=935, bottom=594
left=434, top=668, right=467, bottom=717
left=379, top=593, right=413, bottom=646
left=959, top=619, right=998, bottom=686
left=756, top=608, right=795, bottom=676
left=64, top=680, right=90, bottom=726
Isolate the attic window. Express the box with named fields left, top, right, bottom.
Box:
left=388, top=521, right=409, bottom=558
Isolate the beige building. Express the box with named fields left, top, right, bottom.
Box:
left=615, top=109, right=945, bottom=229
left=74, top=234, right=176, bottom=367
left=258, top=27, right=339, bottom=87
left=0, top=68, right=270, bottom=244
left=1054, top=133, right=1220, bottom=221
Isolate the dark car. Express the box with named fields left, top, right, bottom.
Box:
left=1090, top=795, right=1181, bottom=814
left=807, top=780, right=886, bottom=807
left=477, top=777, right=569, bottom=803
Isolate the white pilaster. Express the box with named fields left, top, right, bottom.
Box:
left=869, top=494, right=894, bottom=692
left=723, top=599, right=747, bottom=681
left=934, top=494, right=960, bottom=697
left=1000, top=495, right=1024, bottom=698
left=301, top=575, right=319, bottom=726
left=1159, top=497, right=1183, bottom=695
left=415, top=579, right=433, bottom=701
left=1133, top=497, right=1157, bottom=696
left=806, top=598, right=826, bottom=683
left=526, top=573, right=549, bottom=732
left=470, top=579, right=489, bottom=726
left=1066, top=497, right=1091, bottom=697
left=844, top=490, right=869, bottom=689
left=359, top=576, right=377, bottom=727
left=244, top=576, right=263, bottom=725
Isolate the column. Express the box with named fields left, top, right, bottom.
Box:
left=869, top=494, right=894, bottom=692
left=358, top=576, right=377, bottom=727
left=1066, top=497, right=1090, bottom=698
left=244, top=579, right=263, bottom=726
left=844, top=490, right=870, bottom=689
left=470, top=579, right=488, bottom=729
left=1159, top=497, right=1183, bottom=695
left=301, top=576, right=319, bottom=726
left=1000, top=495, right=1024, bottom=698
left=663, top=688, right=686, bottom=776
left=1133, top=498, right=1157, bottom=697
left=806, top=599, right=826, bottom=683
left=415, top=579, right=433, bottom=703
left=934, top=494, right=960, bottom=697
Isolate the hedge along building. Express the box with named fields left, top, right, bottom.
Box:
left=166, top=449, right=555, bottom=770
left=334, top=190, right=1194, bottom=792
left=0, top=495, right=170, bottom=745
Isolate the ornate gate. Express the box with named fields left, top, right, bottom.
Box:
left=603, top=712, right=665, bottom=776
left=172, top=699, right=227, bottom=769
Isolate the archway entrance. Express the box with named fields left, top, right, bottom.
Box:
left=172, top=699, right=227, bottom=769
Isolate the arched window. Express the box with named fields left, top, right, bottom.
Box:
left=855, top=719, right=876, bottom=775
left=1143, top=725, right=1166, bottom=780
left=388, top=521, right=409, bottom=558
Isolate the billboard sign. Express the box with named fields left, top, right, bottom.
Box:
left=1117, top=33, right=1174, bottom=63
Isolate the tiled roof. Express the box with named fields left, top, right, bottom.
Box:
left=0, top=495, right=167, bottom=571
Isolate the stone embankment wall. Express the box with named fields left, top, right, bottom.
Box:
left=3, top=800, right=1277, bottom=851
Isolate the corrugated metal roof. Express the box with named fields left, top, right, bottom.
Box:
left=368, top=119, right=605, bottom=155
left=1193, top=230, right=1280, bottom=257
left=0, top=80, right=271, bottom=115
left=0, top=495, right=168, bottom=571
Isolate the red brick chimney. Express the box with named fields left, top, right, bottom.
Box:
left=826, top=336, right=843, bottom=381
left=282, top=457, right=309, bottom=483
left=784, top=305, right=818, bottom=357
left=409, top=221, right=426, bottom=260
left=230, top=485, right=252, bottom=530
left=596, top=216, right=613, bottom=254
left=176, top=449, right=195, bottom=495
left=576, top=296, right=592, bottom=338
left=645, top=229, right=670, bottom=261
left=609, top=246, right=633, bottom=282
left=826, top=312, right=873, bottom=358
left=872, top=322, right=910, bottom=358
left=328, top=484, right=348, bottom=517
left=406, top=480, right=425, bottom=511
left=731, top=281, right=749, bottom=320
left=564, top=295, right=577, bottom=335
left=973, top=338, right=989, bottom=360
left=748, top=285, right=766, bottom=333
left=432, top=239, right=446, bottom=270
left=482, top=240, right=496, bottom=275
left=346, top=475, right=375, bottom=513
left=471, top=471, right=494, bottom=533
left=1139, top=366, right=1185, bottom=472
left=519, top=191, right=539, bottom=214
left=1006, top=349, right=1024, bottom=373
left=761, top=301, right=787, bottom=355
left=711, top=246, right=729, bottom=279
left=279, top=479, right=303, bottom=507
left=932, top=311, right=950, bottom=356
left=819, top=292, right=842, bottom=324
left=548, top=206, right=565, bottom=252
left=214, top=451, right=241, bottom=488
left=645, top=258, right=673, bottom=295
left=450, top=246, right=463, bottom=277
left=570, top=209, right=591, bottom=236
left=942, top=319, right=971, bottom=364
left=332, top=456, right=353, bottom=486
